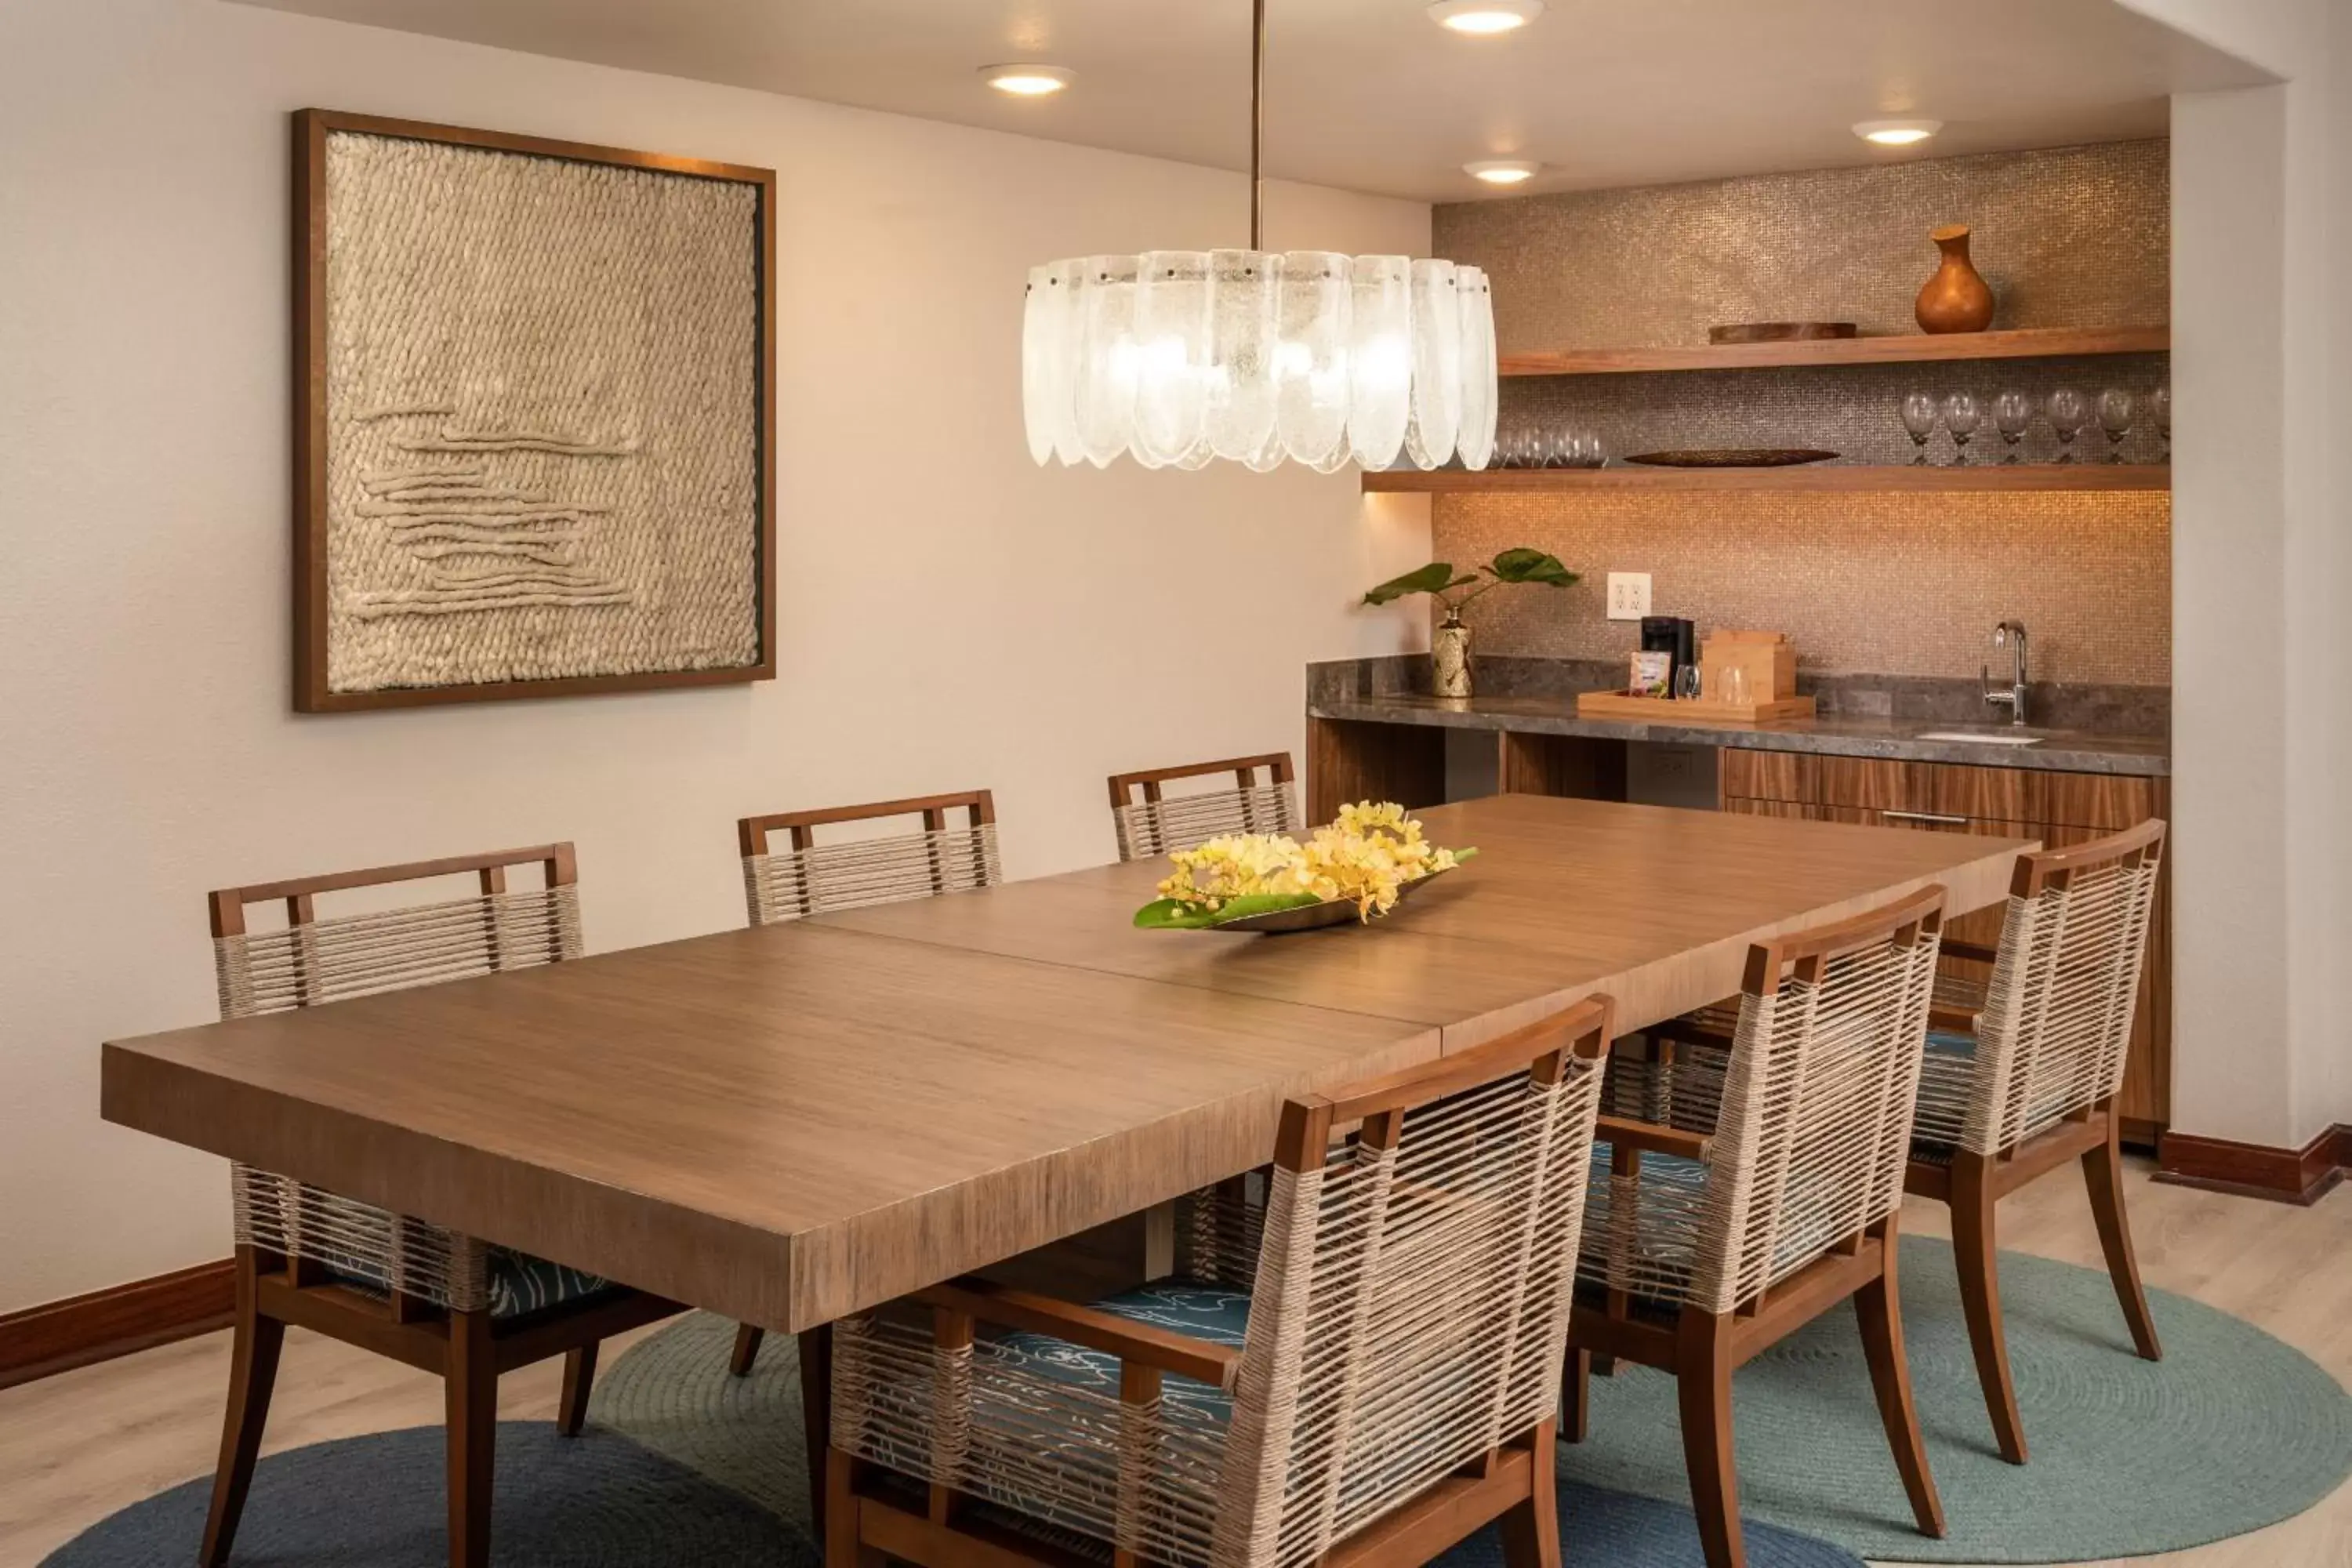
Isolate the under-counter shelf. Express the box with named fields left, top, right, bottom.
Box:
left=1498, top=325, right=2169, bottom=377
left=1361, top=463, right=2170, bottom=495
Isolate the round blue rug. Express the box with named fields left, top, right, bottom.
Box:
left=1562, top=1235, right=2352, bottom=1563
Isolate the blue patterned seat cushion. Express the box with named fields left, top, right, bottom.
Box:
left=993, top=1280, right=1251, bottom=1424
left=328, top=1247, right=615, bottom=1318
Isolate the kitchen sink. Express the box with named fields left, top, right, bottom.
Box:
left=1914, top=729, right=2048, bottom=746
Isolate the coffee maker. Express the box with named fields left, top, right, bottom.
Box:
left=1641, top=615, right=1697, bottom=698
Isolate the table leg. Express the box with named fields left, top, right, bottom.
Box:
left=802, top=1323, right=833, bottom=1534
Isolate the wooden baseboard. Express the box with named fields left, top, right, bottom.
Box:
left=0, top=1258, right=236, bottom=1390
left=2154, top=1123, right=2350, bottom=1206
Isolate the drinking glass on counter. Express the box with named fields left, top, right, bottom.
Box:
left=2097, top=388, right=2135, bottom=463
left=1719, top=662, right=1750, bottom=707
left=1675, top=662, right=1703, bottom=702
left=1900, top=391, right=1937, bottom=464
left=1994, top=390, right=2034, bottom=463
left=2047, top=387, right=2089, bottom=462
left=1942, top=390, right=1982, bottom=465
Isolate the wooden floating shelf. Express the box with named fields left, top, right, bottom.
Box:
left=1360, top=464, right=2171, bottom=495
left=1498, top=325, right=2170, bottom=377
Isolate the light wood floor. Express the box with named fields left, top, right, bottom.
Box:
left=2, top=1161, right=2345, bottom=1568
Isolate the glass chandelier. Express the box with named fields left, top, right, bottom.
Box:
left=1019, top=1, right=1498, bottom=474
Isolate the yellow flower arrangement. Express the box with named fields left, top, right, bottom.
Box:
left=1149, top=801, right=1468, bottom=927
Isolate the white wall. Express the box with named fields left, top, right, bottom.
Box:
left=0, top=0, right=1432, bottom=1311
left=2151, top=0, right=2351, bottom=1149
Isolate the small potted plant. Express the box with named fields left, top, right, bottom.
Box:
left=1362, top=548, right=1577, bottom=698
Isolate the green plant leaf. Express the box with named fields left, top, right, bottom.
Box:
left=1488, top=548, right=1579, bottom=588
left=1134, top=892, right=1326, bottom=930
left=1361, top=561, right=1457, bottom=606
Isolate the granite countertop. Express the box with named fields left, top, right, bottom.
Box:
left=1308, top=689, right=2169, bottom=777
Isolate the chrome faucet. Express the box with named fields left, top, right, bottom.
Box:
left=1982, top=619, right=2029, bottom=726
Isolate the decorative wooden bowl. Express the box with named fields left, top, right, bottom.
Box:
left=1708, top=322, right=1858, bottom=344
left=1624, top=448, right=1839, bottom=468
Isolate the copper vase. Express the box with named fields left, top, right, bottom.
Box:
left=1915, top=223, right=1995, bottom=334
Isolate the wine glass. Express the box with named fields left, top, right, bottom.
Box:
left=1994, top=390, right=2034, bottom=464
left=1900, top=391, right=1938, bottom=465
left=1942, top=391, right=1982, bottom=466
left=2047, top=387, right=2089, bottom=463
left=2151, top=386, right=2172, bottom=463
left=1574, top=428, right=1605, bottom=468
left=2097, top=388, right=2135, bottom=463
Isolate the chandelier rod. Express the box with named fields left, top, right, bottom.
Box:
left=1250, top=0, right=1266, bottom=249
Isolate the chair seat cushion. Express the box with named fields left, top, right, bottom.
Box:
left=487, top=1249, right=615, bottom=1318
left=993, top=1279, right=1250, bottom=1425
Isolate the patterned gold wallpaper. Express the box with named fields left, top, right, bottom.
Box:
left=1435, top=139, right=2169, bottom=351
left=1436, top=492, right=2169, bottom=687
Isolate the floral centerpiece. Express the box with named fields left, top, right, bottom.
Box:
left=1134, top=801, right=1476, bottom=931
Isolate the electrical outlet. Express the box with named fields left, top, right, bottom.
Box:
left=1606, top=572, right=1652, bottom=621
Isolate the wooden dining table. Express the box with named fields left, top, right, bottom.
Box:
left=102, top=793, right=2030, bottom=1339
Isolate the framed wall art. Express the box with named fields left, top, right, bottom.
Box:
left=292, top=109, right=776, bottom=710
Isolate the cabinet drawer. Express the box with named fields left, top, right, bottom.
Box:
left=1720, top=749, right=1816, bottom=804
left=1815, top=757, right=1933, bottom=811
left=2040, top=772, right=2162, bottom=830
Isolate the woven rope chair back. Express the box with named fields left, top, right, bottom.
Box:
left=208, top=844, right=583, bottom=1312
left=1109, top=754, right=1299, bottom=862
left=1592, top=887, right=1945, bottom=1318
left=1208, top=996, right=1613, bottom=1568
left=1923, top=821, right=2165, bottom=1154
left=739, top=790, right=1001, bottom=926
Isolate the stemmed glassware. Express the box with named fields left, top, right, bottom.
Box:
left=2096, top=389, right=2135, bottom=463
left=1942, top=391, right=1982, bottom=466
left=2151, top=386, right=2172, bottom=463
left=1900, top=391, right=1938, bottom=465
left=1994, top=390, right=2034, bottom=464
left=2046, top=387, right=2089, bottom=463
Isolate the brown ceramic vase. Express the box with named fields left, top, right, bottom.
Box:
left=1915, top=223, right=1995, bottom=334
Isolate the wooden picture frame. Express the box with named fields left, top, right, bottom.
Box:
left=292, top=109, right=778, bottom=711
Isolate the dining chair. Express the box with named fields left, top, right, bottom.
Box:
left=728, top=789, right=1001, bottom=1388
left=1566, top=887, right=1950, bottom=1568
left=1107, top=752, right=1299, bottom=862
left=1906, top=820, right=2168, bottom=1465
left=822, top=993, right=1617, bottom=1568
left=200, top=844, right=681, bottom=1568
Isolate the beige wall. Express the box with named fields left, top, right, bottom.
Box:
left=0, top=0, right=1432, bottom=1310
left=2151, top=0, right=2350, bottom=1148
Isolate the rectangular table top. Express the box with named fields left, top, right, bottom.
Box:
left=101, top=794, right=2030, bottom=1331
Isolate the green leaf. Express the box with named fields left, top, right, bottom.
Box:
left=1361, top=561, right=1457, bottom=606
left=1134, top=892, right=1326, bottom=930
left=1488, top=548, right=1579, bottom=589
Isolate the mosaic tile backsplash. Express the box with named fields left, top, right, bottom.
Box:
left=1426, top=138, right=2171, bottom=689
left=1434, top=491, right=2169, bottom=687
left=1435, top=140, right=2169, bottom=351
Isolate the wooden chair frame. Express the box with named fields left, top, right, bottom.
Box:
left=1566, top=887, right=1949, bottom=1568
left=1105, top=753, right=1298, bottom=862
left=828, top=997, right=1617, bottom=1568
left=1906, top=820, right=2167, bottom=1465
left=201, top=845, right=682, bottom=1568
left=731, top=789, right=1002, bottom=1521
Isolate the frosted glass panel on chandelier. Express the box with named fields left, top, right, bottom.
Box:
left=1018, top=249, right=1495, bottom=472
left=1275, top=250, right=1350, bottom=470
left=1348, top=256, right=1412, bottom=470
left=1402, top=260, right=1461, bottom=470
left=1456, top=266, right=1497, bottom=471
left=1204, top=249, right=1278, bottom=463
left=1073, top=256, right=1140, bottom=470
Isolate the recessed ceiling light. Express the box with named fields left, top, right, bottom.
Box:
left=981, top=64, right=1074, bottom=97
left=1465, top=160, right=1541, bottom=185
left=1853, top=118, right=1943, bottom=147
left=1427, top=2, right=1544, bottom=36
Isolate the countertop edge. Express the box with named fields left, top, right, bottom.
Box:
left=1307, top=699, right=2171, bottom=777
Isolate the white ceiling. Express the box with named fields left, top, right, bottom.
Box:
left=232, top=0, right=2271, bottom=203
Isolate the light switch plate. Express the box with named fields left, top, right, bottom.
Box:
left=1606, top=572, right=1652, bottom=621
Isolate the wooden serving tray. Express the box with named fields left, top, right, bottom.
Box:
left=1576, top=691, right=1817, bottom=724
